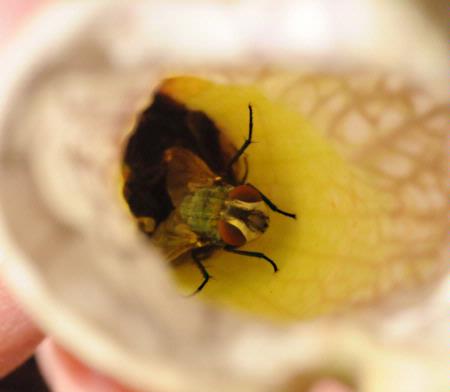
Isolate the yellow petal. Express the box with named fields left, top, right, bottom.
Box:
left=156, top=77, right=394, bottom=320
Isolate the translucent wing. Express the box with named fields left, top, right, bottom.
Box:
left=164, top=147, right=219, bottom=207
left=151, top=210, right=200, bottom=261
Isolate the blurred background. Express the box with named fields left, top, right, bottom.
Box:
left=0, top=1, right=447, bottom=392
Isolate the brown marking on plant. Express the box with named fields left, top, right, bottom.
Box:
left=255, top=69, right=448, bottom=314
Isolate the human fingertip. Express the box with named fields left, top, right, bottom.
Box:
left=308, top=378, right=355, bottom=392
left=36, top=339, right=142, bottom=392
left=0, top=280, right=44, bottom=377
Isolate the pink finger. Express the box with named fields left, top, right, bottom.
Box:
left=0, top=0, right=49, bottom=47
left=36, top=340, right=144, bottom=392
left=308, top=378, right=355, bottom=392
left=0, top=280, right=44, bottom=377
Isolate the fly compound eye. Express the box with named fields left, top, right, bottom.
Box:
left=228, top=185, right=262, bottom=202
left=218, top=220, right=247, bottom=247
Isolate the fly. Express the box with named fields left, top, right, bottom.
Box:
left=150, top=105, right=296, bottom=294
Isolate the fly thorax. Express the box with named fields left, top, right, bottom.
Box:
left=223, top=199, right=269, bottom=243
left=178, top=185, right=229, bottom=242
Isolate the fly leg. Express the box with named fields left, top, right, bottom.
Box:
left=226, top=104, right=254, bottom=180
left=223, top=245, right=278, bottom=272
left=247, top=184, right=297, bottom=219
left=238, top=156, right=249, bottom=184
left=191, top=248, right=213, bottom=295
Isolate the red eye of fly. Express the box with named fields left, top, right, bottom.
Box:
left=228, top=185, right=262, bottom=202
left=218, top=220, right=246, bottom=247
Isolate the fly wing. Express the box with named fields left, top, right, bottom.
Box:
left=164, top=147, right=219, bottom=207
left=151, top=209, right=200, bottom=261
